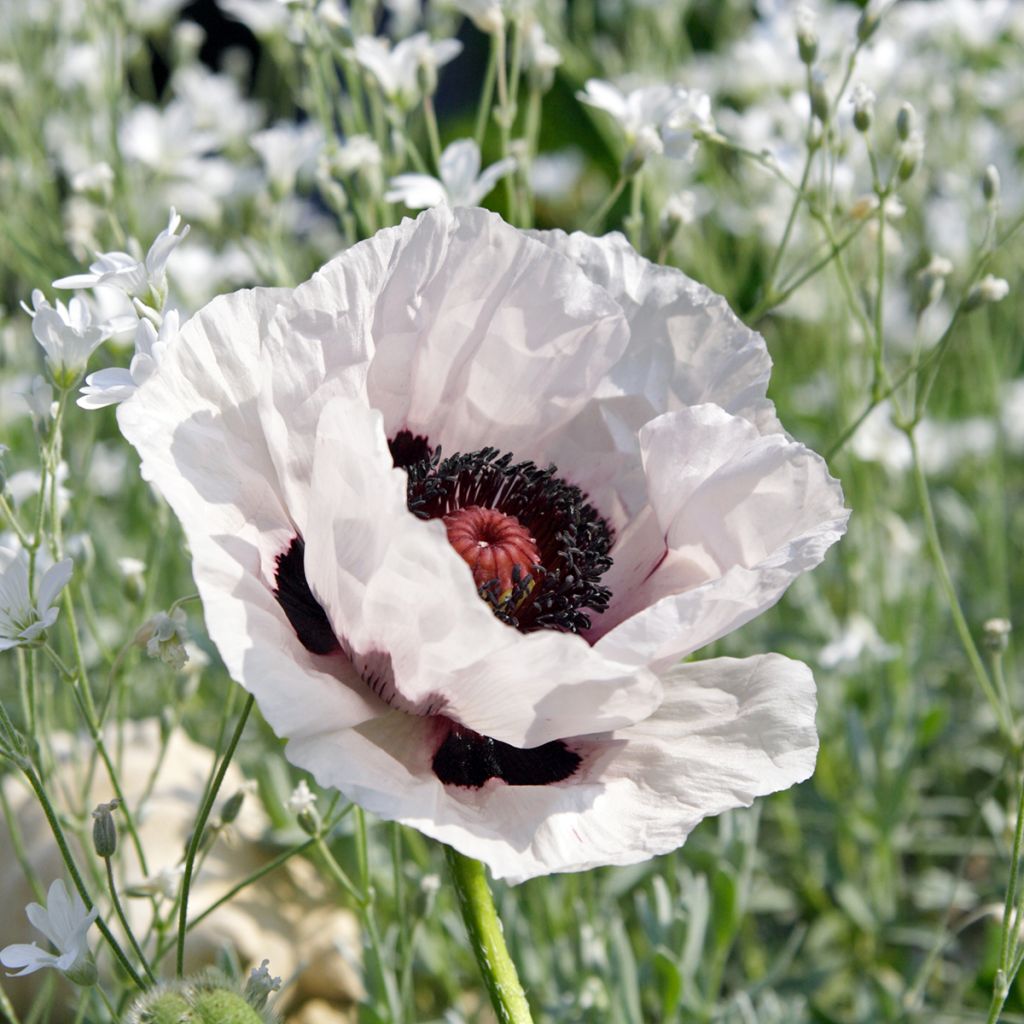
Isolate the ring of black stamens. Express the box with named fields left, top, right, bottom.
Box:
left=392, top=430, right=613, bottom=634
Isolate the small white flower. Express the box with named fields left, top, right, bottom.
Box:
left=386, top=139, right=516, bottom=209
left=252, top=122, right=324, bottom=194
left=353, top=32, right=462, bottom=109
left=523, top=22, right=561, bottom=85
left=449, top=0, right=507, bottom=34
left=0, top=547, right=73, bottom=651
left=78, top=310, right=179, bottom=410
left=136, top=607, right=189, bottom=669
left=287, top=779, right=317, bottom=815
left=25, top=292, right=111, bottom=386
left=22, top=375, right=55, bottom=422
left=0, top=879, right=98, bottom=984
left=53, top=209, right=190, bottom=306
left=131, top=863, right=185, bottom=900
left=333, top=134, right=384, bottom=177
left=578, top=79, right=714, bottom=167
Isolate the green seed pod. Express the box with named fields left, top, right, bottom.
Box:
left=129, top=989, right=192, bottom=1024
left=191, top=990, right=266, bottom=1024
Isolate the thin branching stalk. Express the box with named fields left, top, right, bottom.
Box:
left=174, top=693, right=254, bottom=976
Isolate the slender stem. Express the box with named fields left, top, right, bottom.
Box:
left=445, top=847, right=534, bottom=1024
left=998, top=772, right=1024, bottom=979
left=906, top=431, right=1016, bottom=744
left=422, top=93, right=443, bottom=171
left=584, top=174, right=629, bottom=234
left=175, top=693, right=254, bottom=976
left=186, top=837, right=317, bottom=933
left=474, top=37, right=498, bottom=151
left=0, top=982, right=22, bottom=1024
left=104, top=858, right=156, bottom=984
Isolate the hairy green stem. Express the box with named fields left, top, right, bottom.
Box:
left=445, top=847, right=534, bottom=1024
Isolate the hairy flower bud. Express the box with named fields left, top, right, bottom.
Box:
left=91, top=799, right=119, bottom=858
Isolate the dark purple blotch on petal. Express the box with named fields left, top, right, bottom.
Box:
left=432, top=723, right=582, bottom=788
left=274, top=537, right=341, bottom=655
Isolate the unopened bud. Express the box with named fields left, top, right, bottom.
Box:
left=897, top=131, right=924, bottom=181
left=795, top=6, right=818, bottom=64
left=983, top=617, right=1012, bottom=653
left=809, top=70, right=830, bottom=123
left=965, top=274, right=1010, bottom=311
left=914, top=255, right=953, bottom=315
left=851, top=83, right=874, bottom=132
left=219, top=788, right=246, bottom=826
left=896, top=102, right=914, bottom=142
left=857, top=3, right=881, bottom=42
left=982, top=164, right=1000, bottom=204
left=92, top=800, right=120, bottom=858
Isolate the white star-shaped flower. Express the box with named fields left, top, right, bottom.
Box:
left=53, top=208, right=190, bottom=306
left=0, top=547, right=73, bottom=651
left=0, top=879, right=98, bottom=984
left=78, top=310, right=179, bottom=410
left=385, top=139, right=515, bottom=209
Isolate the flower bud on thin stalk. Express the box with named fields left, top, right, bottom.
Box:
left=851, top=83, right=874, bottom=132
left=795, top=5, right=818, bottom=65
left=964, top=274, right=1010, bottom=311
left=982, top=164, right=1000, bottom=205
left=92, top=799, right=120, bottom=859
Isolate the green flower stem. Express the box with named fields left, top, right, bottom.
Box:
left=584, top=174, right=629, bottom=235
left=906, top=431, right=1017, bottom=745
left=473, top=37, right=498, bottom=151
left=445, top=846, right=534, bottom=1024
left=104, top=856, right=157, bottom=984
left=0, top=981, right=22, bottom=1024
left=176, top=694, right=254, bottom=976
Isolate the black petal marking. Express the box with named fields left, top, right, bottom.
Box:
left=432, top=723, right=582, bottom=788
left=388, top=431, right=432, bottom=469
left=274, top=537, right=341, bottom=655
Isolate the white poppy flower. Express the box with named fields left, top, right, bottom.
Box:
left=0, top=879, right=98, bottom=983
left=78, top=310, right=179, bottom=410
left=0, top=547, right=74, bottom=651
left=118, top=207, right=847, bottom=883
left=53, top=208, right=190, bottom=305
left=385, top=139, right=516, bottom=209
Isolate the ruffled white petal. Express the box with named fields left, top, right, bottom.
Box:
left=118, top=288, right=385, bottom=740
left=303, top=396, right=662, bottom=747
left=290, top=653, right=817, bottom=883
left=364, top=207, right=631, bottom=461
left=594, top=406, right=848, bottom=668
